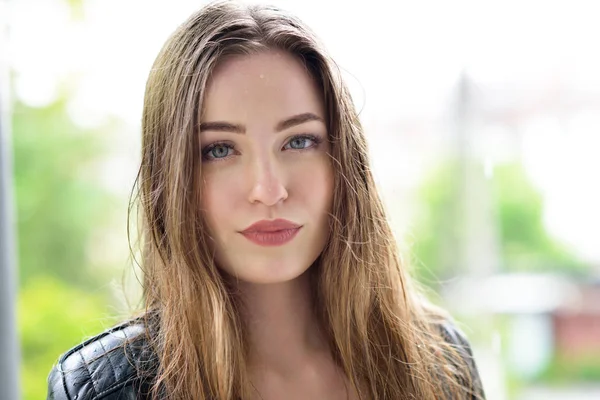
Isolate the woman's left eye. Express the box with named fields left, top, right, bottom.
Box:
left=283, top=135, right=319, bottom=150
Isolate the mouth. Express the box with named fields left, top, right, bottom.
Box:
left=240, top=219, right=302, bottom=247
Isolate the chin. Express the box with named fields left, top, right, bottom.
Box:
left=222, top=258, right=312, bottom=285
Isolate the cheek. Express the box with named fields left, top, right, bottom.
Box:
left=292, top=157, right=334, bottom=213
left=200, top=167, right=244, bottom=233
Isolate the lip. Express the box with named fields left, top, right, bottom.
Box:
left=242, top=219, right=301, bottom=233
left=240, top=219, right=302, bottom=247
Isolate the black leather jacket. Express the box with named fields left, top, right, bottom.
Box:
left=47, top=320, right=485, bottom=399
left=47, top=321, right=156, bottom=400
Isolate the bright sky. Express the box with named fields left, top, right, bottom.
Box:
left=7, top=0, right=600, bottom=263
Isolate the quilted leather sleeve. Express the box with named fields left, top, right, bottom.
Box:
left=46, top=322, right=148, bottom=400
left=439, top=321, right=486, bottom=400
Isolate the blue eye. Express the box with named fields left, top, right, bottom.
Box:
left=284, top=135, right=320, bottom=150
left=203, top=143, right=234, bottom=161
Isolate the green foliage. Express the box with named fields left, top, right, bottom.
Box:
left=19, top=276, right=116, bottom=400
left=491, top=164, right=589, bottom=275
left=13, top=95, right=125, bottom=399
left=12, top=97, right=118, bottom=287
left=411, top=159, right=590, bottom=281
left=539, top=354, right=600, bottom=383
left=409, top=162, right=461, bottom=283
left=12, top=3, right=132, bottom=399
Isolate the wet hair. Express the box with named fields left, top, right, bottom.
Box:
left=132, top=1, right=480, bottom=398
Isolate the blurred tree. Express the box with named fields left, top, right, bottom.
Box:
left=12, top=3, right=130, bottom=400
left=410, top=160, right=589, bottom=284
left=12, top=96, right=118, bottom=287
left=13, top=95, right=125, bottom=400
left=19, top=276, right=114, bottom=400
left=491, top=163, right=588, bottom=275
left=409, top=160, right=461, bottom=284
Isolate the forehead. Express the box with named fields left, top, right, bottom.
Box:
left=201, top=50, right=324, bottom=126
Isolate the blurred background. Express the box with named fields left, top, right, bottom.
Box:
left=1, top=0, right=599, bottom=399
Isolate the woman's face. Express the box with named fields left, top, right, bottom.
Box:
left=199, top=50, right=333, bottom=284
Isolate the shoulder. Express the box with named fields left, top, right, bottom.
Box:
left=436, top=320, right=486, bottom=399
left=47, top=320, right=156, bottom=400
left=438, top=320, right=474, bottom=354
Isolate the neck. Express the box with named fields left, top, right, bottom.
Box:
left=237, top=270, right=327, bottom=374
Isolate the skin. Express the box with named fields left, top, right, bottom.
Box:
left=200, top=50, right=355, bottom=399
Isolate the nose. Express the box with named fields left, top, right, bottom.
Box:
left=247, top=156, right=288, bottom=206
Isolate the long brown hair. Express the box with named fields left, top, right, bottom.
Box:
left=132, top=1, right=480, bottom=398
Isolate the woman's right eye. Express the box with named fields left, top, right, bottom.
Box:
left=202, top=143, right=235, bottom=161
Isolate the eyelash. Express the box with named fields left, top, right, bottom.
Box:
left=201, top=134, right=323, bottom=162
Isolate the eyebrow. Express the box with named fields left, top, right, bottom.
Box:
left=199, top=112, right=324, bottom=134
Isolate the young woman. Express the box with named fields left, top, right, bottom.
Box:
left=47, top=1, right=485, bottom=399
